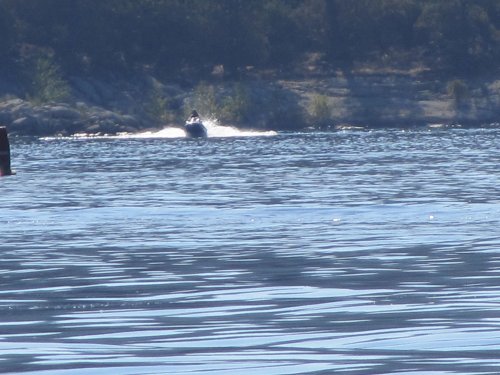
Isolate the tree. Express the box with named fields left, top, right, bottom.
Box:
left=1, top=0, right=500, bottom=76
left=415, top=0, right=500, bottom=72
left=0, top=1, right=15, bottom=63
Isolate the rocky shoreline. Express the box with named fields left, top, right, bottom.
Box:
left=0, top=99, right=144, bottom=136
left=1, top=70, right=499, bottom=137
left=279, top=68, right=500, bottom=129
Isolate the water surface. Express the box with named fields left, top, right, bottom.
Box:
left=1, top=128, right=500, bottom=374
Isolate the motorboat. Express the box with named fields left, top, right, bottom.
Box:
left=184, top=110, right=207, bottom=138
left=185, top=118, right=207, bottom=138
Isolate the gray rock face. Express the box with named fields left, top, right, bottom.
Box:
left=45, top=105, right=80, bottom=119
left=0, top=99, right=143, bottom=136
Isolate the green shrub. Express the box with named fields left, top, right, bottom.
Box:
left=28, top=55, right=70, bottom=104
left=185, top=82, right=219, bottom=118
left=220, top=83, right=251, bottom=123
left=146, top=85, right=170, bottom=122
left=308, top=94, right=332, bottom=128
left=447, top=79, right=469, bottom=109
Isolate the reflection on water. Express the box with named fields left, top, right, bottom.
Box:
left=1, top=129, right=500, bottom=374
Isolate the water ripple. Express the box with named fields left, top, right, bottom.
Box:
left=2, top=129, right=500, bottom=374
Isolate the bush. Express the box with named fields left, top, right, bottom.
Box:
left=146, top=85, right=170, bottom=122
left=308, top=93, right=332, bottom=128
left=220, top=83, right=251, bottom=123
left=28, top=55, right=70, bottom=104
left=447, top=79, right=469, bottom=109
left=185, top=82, right=219, bottom=119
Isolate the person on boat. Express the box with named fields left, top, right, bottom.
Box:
left=188, top=110, right=200, bottom=123
left=184, top=109, right=207, bottom=138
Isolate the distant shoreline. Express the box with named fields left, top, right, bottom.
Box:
left=1, top=70, right=499, bottom=137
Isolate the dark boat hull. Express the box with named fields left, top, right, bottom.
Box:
left=185, top=122, right=208, bottom=138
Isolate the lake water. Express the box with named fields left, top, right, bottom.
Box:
left=1, top=125, right=500, bottom=374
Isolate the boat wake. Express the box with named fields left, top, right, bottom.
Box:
left=132, top=119, right=277, bottom=139
left=199, top=119, right=277, bottom=138
left=44, top=119, right=277, bottom=140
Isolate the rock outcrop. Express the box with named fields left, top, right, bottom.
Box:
left=0, top=99, right=143, bottom=136
left=280, top=71, right=500, bottom=128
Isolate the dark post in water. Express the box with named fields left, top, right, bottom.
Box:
left=0, top=126, right=12, bottom=176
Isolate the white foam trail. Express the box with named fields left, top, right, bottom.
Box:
left=62, top=127, right=185, bottom=140
left=202, top=118, right=277, bottom=138
left=42, top=119, right=277, bottom=140
left=124, top=127, right=186, bottom=139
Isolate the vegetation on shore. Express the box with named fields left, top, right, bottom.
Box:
left=0, top=0, right=500, bottom=133
left=3, top=0, right=500, bottom=75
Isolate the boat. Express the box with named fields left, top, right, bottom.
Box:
left=184, top=110, right=207, bottom=138
left=185, top=119, right=208, bottom=138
